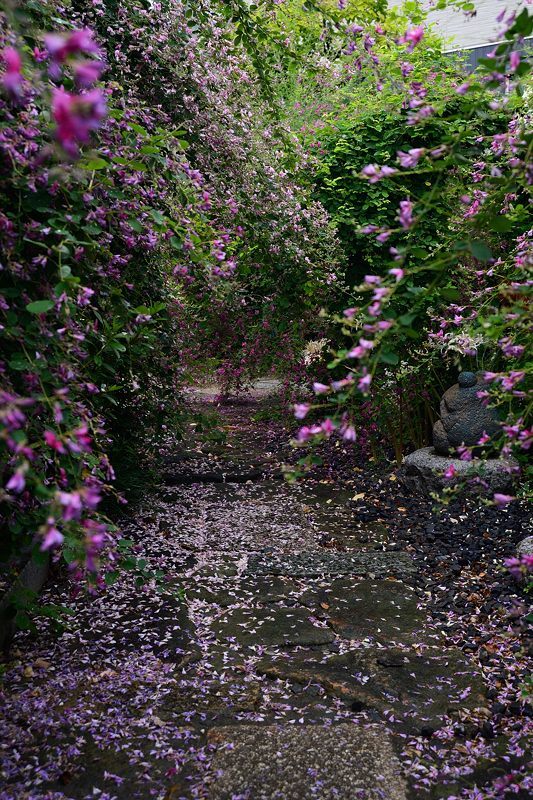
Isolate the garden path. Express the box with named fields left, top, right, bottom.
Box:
left=2, top=385, right=523, bottom=800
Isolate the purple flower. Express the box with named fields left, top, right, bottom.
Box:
left=74, top=60, right=105, bottom=87
left=494, top=493, right=514, bottom=506
left=58, top=490, right=83, bottom=521
left=313, top=382, right=329, bottom=394
left=45, top=28, right=100, bottom=64
left=40, top=518, right=64, bottom=551
left=389, top=267, right=404, bottom=281
left=52, top=87, right=107, bottom=157
left=44, top=430, right=66, bottom=453
left=358, top=372, right=372, bottom=392
left=341, top=424, right=356, bottom=442
left=509, top=51, right=520, bottom=72
left=6, top=469, right=26, bottom=493
left=397, top=199, right=414, bottom=229
left=2, top=47, right=23, bottom=99
left=397, top=148, right=424, bottom=168
left=361, top=164, right=397, bottom=183
left=294, top=403, right=310, bottom=420
left=400, top=26, right=424, bottom=53
left=348, top=338, right=374, bottom=359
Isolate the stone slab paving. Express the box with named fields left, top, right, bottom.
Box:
left=256, top=646, right=485, bottom=730
left=205, top=724, right=407, bottom=800
left=210, top=606, right=335, bottom=647
left=300, top=578, right=425, bottom=643
left=247, top=550, right=416, bottom=577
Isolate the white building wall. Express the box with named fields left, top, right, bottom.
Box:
left=391, top=1, right=528, bottom=50
left=427, top=0, right=527, bottom=49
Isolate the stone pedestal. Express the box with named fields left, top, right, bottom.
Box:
left=399, top=447, right=518, bottom=497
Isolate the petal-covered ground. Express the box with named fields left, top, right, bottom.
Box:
left=1, top=386, right=531, bottom=800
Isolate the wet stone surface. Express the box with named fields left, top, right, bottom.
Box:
left=202, top=724, right=407, bottom=800
left=2, top=385, right=529, bottom=800
left=247, top=550, right=416, bottom=578
left=256, top=647, right=486, bottom=732
left=301, top=578, right=426, bottom=643
left=210, top=606, right=336, bottom=647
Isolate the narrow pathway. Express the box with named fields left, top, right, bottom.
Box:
left=0, top=387, right=529, bottom=800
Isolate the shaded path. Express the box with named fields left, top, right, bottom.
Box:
left=1, top=387, right=530, bottom=799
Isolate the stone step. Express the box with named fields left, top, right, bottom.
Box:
left=210, top=606, right=335, bottom=647
left=246, top=550, right=416, bottom=578
left=185, top=550, right=415, bottom=578
left=203, top=724, right=407, bottom=800
left=256, top=646, right=485, bottom=732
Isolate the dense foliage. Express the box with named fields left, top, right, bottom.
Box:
left=0, top=0, right=341, bottom=622
left=1, top=0, right=531, bottom=625
left=289, top=3, right=532, bottom=493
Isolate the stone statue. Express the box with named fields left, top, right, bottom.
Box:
left=432, top=371, right=500, bottom=455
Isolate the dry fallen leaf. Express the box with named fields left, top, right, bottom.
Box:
left=351, top=492, right=365, bottom=501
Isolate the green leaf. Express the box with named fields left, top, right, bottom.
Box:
left=379, top=351, right=399, bottom=365
left=469, top=240, right=493, bottom=261
left=80, top=158, right=108, bottom=171
left=26, top=300, right=54, bottom=314
left=128, top=123, right=148, bottom=137
left=490, top=216, right=513, bottom=233
left=398, top=313, right=416, bottom=326
left=150, top=209, right=166, bottom=226
left=441, top=287, right=461, bottom=302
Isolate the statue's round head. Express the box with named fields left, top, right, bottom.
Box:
left=458, top=371, right=477, bottom=388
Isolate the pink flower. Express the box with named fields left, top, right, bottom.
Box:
left=397, top=148, right=424, bottom=168
left=52, top=87, right=107, bottom=157
left=44, top=430, right=66, bottom=453
left=493, top=493, right=514, bottom=507
left=45, top=28, right=100, bottom=64
left=361, top=164, right=397, bottom=183
left=397, top=199, right=414, bottom=229
left=456, top=445, right=472, bottom=461
left=74, top=60, right=105, bottom=87
left=358, top=372, right=372, bottom=392
left=509, top=51, right=520, bottom=72
left=343, top=307, right=357, bottom=318
left=40, top=518, right=64, bottom=551
left=364, top=275, right=381, bottom=285
left=321, top=418, right=336, bottom=435
left=501, top=371, right=525, bottom=391
left=443, top=464, right=456, bottom=480
left=294, top=403, right=310, bottom=420
left=312, top=382, right=329, bottom=394
left=296, top=426, right=312, bottom=443
left=456, top=82, right=470, bottom=95
left=400, top=26, right=424, bottom=53
left=2, top=47, right=23, bottom=99
left=6, top=469, right=26, bottom=493
left=68, top=423, right=92, bottom=453
left=348, top=338, right=374, bottom=359
left=477, top=431, right=491, bottom=445
left=389, top=267, right=404, bottom=282
left=342, top=424, right=357, bottom=442
left=58, top=491, right=83, bottom=521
